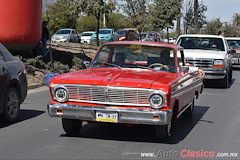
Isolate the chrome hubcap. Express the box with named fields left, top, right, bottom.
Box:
left=7, top=92, right=19, bottom=118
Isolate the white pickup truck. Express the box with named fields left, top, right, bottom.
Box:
left=175, top=34, right=232, bottom=87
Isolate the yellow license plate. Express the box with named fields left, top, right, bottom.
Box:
left=96, top=111, right=118, bottom=123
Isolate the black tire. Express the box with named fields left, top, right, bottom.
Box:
left=155, top=120, right=172, bottom=139
left=184, top=98, right=194, bottom=117
left=219, top=74, right=229, bottom=88
left=229, top=68, right=232, bottom=83
left=62, top=118, right=82, bottom=135
left=0, top=87, right=20, bottom=122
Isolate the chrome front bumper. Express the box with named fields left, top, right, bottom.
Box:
left=203, top=70, right=226, bottom=79
left=47, top=103, right=172, bottom=125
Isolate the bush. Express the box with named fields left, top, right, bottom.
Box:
left=72, top=56, right=85, bottom=70
left=46, top=61, right=70, bottom=74
left=25, top=56, right=47, bottom=69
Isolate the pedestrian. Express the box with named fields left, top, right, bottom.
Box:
left=41, top=21, right=49, bottom=55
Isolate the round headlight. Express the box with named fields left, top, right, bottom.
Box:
left=55, top=88, right=68, bottom=102
left=149, top=94, right=163, bottom=109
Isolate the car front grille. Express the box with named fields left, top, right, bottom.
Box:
left=66, top=85, right=154, bottom=106
left=232, top=53, right=240, bottom=58
left=186, top=58, right=213, bottom=68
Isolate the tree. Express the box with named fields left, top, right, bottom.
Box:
left=232, top=13, right=240, bottom=36
left=77, top=15, right=98, bottom=34
left=222, top=22, right=237, bottom=37
left=119, top=0, right=150, bottom=34
left=46, top=0, right=81, bottom=35
left=150, top=0, right=182, bottom=40
left=205, top=18, right=222, bottom=35
left=105, top=13, right=128, bottom=30
left=79, top=0, right=116, bottom=46
left=184, top=0, right=207, bottom=34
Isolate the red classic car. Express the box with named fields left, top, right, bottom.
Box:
left=47, top=41, right=204, bottom=139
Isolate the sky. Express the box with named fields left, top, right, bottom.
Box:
left=185, top=0, right=240, bottom=23
left=43, top=0, right=240, bottom=23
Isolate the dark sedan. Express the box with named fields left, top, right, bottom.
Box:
left=0, top=43, right=27, bottom=122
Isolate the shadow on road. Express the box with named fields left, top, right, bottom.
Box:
left=0, top=109, right=45, bottom=128
left=60, top=105, right=209, bottom=144
left=203, top=78, right=235, bottom=88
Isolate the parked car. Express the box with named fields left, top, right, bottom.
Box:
left=0, top=43, right=27, bottom=122
left=80, top=31, right=95, bottom=44
left=47, top=41, right=204, bottom=139
left=168, top=37, right=176, bottom=43
left=51, top=29, right=80, bottom=43
left=141, top=31, right=163, bottom=42
left=116, top=29, right=139, bottom=41
left=225, top=37, right=240, bottom=65
left=90, top=29, right=118, bottom=43
left=139, top=32, right=147, bottom=40
left=176, top=34, right=233, bottom=87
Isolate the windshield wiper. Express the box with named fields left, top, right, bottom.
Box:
left=93, top=63, right=122, bottom=69
left=128, top=65, right=155, bottom=71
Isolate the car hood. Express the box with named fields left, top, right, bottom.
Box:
left=183, top=49, right=226, bottom=59
left=51, top=69, right=178, bottom=90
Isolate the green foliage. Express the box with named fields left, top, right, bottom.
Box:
left=77, top=15, right=98, bottom=33
left=119, top=0, right=150, bottom=32
left=232, top=13, right=240, bottom=36
left=72, top=56, right=85, bottom=70
left=150, top=0, right=182, bottom=30
left=204, top=18, right=223, bottom=35
left=47, top=61, right=70, bottom=74
left=105, top=13, right=128, bottom=30
left=25, top=56, right=47, bottom=69
left=46, top=0, right=81, bottom=35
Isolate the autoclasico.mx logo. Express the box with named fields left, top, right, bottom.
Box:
left=139, top=149, right=238, bottom=159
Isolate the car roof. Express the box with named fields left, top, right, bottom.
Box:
left=225, top=37, right=240, bottom=40
left=82, top=31, right=95, bottom=33
left=59, top=28, right=75, bottom=30
left=178, top=34, right=225, bottom=39
left=99, top=28, right=114, bottom=30
left=102, top=41, right=182, bottom=50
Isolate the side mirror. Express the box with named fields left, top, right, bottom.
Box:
left=180, top=66, right=189, bottom=73
left=83, top=61, right=90, bottom=68
left=229, top=49, right=236, bottom=54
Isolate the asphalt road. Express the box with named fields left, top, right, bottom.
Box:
left=1, top=71, right=240, bottom=159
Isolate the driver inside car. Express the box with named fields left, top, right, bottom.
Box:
left=114, top=52, right=126, bottom=66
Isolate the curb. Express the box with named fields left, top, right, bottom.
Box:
left=28, top=83, right=45, bottom=90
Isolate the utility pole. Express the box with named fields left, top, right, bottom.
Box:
left=194, top=0, right=199, bottom=34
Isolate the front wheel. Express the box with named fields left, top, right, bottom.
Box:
left=62, top=118, right=82, bottom=135
left=219, top=74, right=229, bottom=88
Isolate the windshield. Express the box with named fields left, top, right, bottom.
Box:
left=91, top=44, right=177, bottom=73
left=117, top=30, right=128, bottom=35
left=227, top=40, right=240, bottom=49
left=178, top=37, right=225, bottom=51
left=81, top=33, right=93, bottom=36
left=99, top=30, right=112, bottom=34
left=56, top=30, right=71, bottom=34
